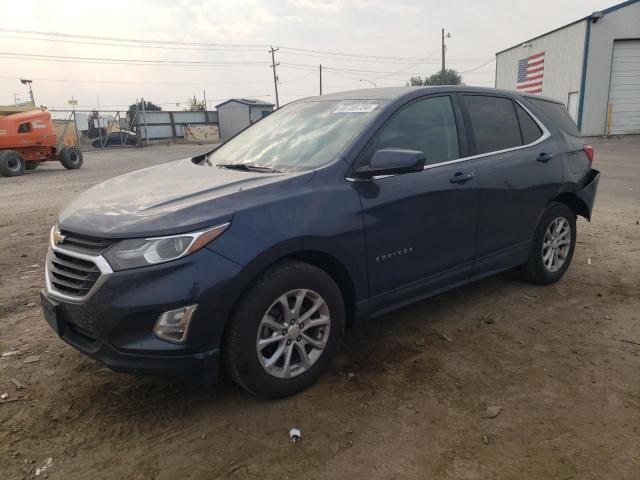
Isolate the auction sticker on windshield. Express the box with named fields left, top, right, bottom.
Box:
left=333, top=104, right=379, bottom=113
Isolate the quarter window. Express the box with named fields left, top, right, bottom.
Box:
left=464, top=95, right=522, bottom=154
left=515, top=104, right=543, bottom=144
left=529, top=98, right=581, bottom=136
left=366, top=96, right=460, bottom=165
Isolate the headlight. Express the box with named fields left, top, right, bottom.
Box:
left=104, top=223, right=229, bottom=271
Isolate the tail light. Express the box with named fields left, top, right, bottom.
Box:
left=583, top=144, right=594, bottom=165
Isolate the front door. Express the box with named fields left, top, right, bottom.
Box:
left=354, top=94, right=479, bottom=314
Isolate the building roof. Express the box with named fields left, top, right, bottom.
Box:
left=215, top=98, right=275, bottom=109
left=495, top=0, right=640, bottom=55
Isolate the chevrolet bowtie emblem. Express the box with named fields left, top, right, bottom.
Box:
left=53, top=229, right=66, bottom=246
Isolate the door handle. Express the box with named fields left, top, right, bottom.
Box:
left=449, top=172, right=475, bottom=184
left=537, top=152, right=554, bottom=163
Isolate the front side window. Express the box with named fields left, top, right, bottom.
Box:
left=18, top=122, right=30, bottom=133
left=464, top=95, right=522, bottom=154
left=366, top=96, right=460, bottom=166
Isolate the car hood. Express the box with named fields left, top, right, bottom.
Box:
left=59, top=157, right=313, bottom=238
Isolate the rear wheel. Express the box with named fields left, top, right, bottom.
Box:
left=0, top=149, right=25, bottom=177
left=224, top=261, right=345, bottom=398
left=520, top=202, right=576, bottom=285
left=60, top=146, right=83, bottom=170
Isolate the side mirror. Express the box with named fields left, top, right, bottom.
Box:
left=355, top=149, right=426, bottom=179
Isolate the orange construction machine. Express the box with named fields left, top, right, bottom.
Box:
left=0, top=107, right=83, bottom=177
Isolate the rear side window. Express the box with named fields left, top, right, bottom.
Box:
left=367, top=95, right=459, bottom=165
left=529, top=99, right=581, bottom=136
left=464, top=95, right=522, bottom=154
left=515, top=104, right=543, bottom=144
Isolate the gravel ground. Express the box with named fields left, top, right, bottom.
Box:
left=0, top=138, right=639, bottom=480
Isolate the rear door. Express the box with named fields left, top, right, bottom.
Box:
left=354, top=94, right=480, bottom=313
left=462, top=94, right=562, bottom=274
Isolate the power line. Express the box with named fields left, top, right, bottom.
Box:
left=460, top=57, right=495, bottom=74
left=0, top=49, right=455, bottom=77
left=0, top=34, right=488, bottom=66
left=0, top=28, right=269, bottom=49
left=0, top=27, right=471, bottom=64
left=0, top=51, right=268, bottom=66
left=0, top=75, right=272, bottom=86
left=0, top=34, right=266, bottom=54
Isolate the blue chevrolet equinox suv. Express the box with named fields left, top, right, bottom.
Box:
left=41, top=87, right=600, bottom=397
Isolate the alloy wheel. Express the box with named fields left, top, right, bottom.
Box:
left=256, top=289, right=331, bottom=379
left=542, top=217, right=571, bottom=272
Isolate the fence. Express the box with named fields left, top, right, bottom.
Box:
left=48, top=108, right=219, bottom=151
left=137, top=110, right=218, bottom=140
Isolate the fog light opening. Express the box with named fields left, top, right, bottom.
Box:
left=154, top=305, right=198, bottom=343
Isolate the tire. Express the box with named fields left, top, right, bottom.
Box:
left=224, top=260, right=345, bottom=398
left=25, top=161, right=40, bottom=171
left=60, top=146, right=83, bottom=170
left=520, top=202, right=576, bottom=285
left=0, top=149, right=25, bottom=177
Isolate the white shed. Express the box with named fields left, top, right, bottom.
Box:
left=216, top=98, right=274, bottom=140
left=495, top=0, right=640, bottom=136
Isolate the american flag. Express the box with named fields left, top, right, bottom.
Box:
left=517, top=51, right=545, bottom=94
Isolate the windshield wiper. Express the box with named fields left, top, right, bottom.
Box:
left=216, top=163, right=281, bottom=173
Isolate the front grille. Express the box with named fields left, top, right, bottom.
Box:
left=59, top=230, right=115, bottom=254
left=48, top=250, right=101, bottom=297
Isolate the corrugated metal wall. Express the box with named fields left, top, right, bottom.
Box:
left=496, top=20, right=586, bottom=107
left=137, top=110, right=218, bottom=139
left=582, top=1, right=640, bottom=136
left=218, top=103, right=250, bottom=140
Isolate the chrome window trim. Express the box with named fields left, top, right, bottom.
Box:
left=346, top=97, right=550, bottom=182
left=45, top=227, right=113, bottom=304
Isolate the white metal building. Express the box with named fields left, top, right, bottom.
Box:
left=216, top=98, right=274, bottom=140
left=495, top=0, right=640, bottom=136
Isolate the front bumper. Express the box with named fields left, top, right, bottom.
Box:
left=41, top=246, right=242, bottom=384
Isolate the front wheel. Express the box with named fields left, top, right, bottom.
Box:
left=0, top=149, right=25, bottom=177
left=520, top=202, right=576, bottom=285
left=60, top=145, right=83, bottom=170
left=224, top=261, right=345, bottom=398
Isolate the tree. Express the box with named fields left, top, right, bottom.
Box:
left=185, top=96, right=206, bottom=112
left=127, top=100, right=162, bottom=129
left=407, top=69, right=463, bottom=86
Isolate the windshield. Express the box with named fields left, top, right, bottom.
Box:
left=209, top=99, right=387, bottom=172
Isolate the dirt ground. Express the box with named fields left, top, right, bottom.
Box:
left=1, top=139, right=639, bottom=480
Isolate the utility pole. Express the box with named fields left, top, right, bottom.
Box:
left=441, top=28, right=451, bottom=74
left=269, top=46, right=280, bottom=108
left=203, top=90, right=208, bottom=124
left=140, top=97, right=150, bottom=146
left=319, top=64, right=323, bottom=95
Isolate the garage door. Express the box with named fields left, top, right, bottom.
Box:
left=608, top=40, right=640, bottom=135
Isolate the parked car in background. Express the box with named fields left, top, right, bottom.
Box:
left=41, top=86, right=599, bottom=398
left=91, top=130, right=138, bottom=148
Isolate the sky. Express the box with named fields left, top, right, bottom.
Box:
left=0, top=0, right=617, bottom=112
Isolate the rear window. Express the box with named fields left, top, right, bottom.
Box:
left=464, top=95, right=522, bottom=154
left=528, top=99, right=581, bottom=136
